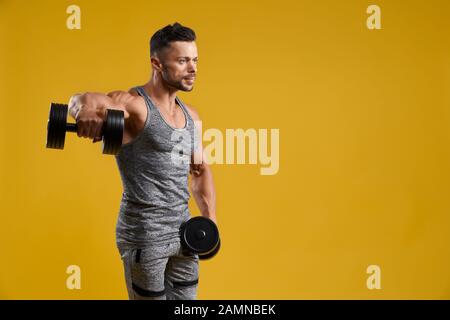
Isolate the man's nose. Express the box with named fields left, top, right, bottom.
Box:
left=188, top=61, right=197, bottom=73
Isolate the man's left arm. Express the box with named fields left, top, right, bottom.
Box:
left=186, top=105, right=217, bottom=225
left=190, top=160, right=217, bottom=224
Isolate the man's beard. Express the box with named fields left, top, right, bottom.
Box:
left=161, top=70, right=193, bottom=92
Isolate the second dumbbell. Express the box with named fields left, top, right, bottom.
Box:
left=46, top=102, right=124, bottom=155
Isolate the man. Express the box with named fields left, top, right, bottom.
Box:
left=67, top=22, right=217, bottom=300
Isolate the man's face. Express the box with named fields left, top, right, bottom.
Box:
left=156, top=41, right=198, bottom=92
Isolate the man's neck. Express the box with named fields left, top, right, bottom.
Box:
left=143, top=77, right=179, bottom=114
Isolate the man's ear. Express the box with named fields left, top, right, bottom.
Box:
left=150, top=56, right=163, bottom=72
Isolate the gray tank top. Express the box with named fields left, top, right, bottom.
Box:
left=115, top=86, right=198, bottom=250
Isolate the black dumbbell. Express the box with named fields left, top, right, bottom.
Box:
left=46, top=102, right=124, bottom=155
left=179, top=216, right=221, bottom=260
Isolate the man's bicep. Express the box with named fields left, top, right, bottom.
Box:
left=190, top=133, right=205, bottom=176
left=185, top=104, right=203, bottom=166
left=190, top=148, right=207, bottom=177
left=190, top=136, right=204, bottom=166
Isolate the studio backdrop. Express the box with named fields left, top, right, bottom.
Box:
left=0, top=0, right=449, bottom=299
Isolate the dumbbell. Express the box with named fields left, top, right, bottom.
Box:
left=179, top=216, right=221, bottom=260
left=46, top=103, right=124, bottom=155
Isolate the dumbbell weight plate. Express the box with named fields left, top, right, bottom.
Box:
left=198, top=238, right=221, bottom=260
left=180, top=216, right=220, bottom=259
left=46, top=103, right=68, bottom=149
left=102, top=109, right=124, bottom=155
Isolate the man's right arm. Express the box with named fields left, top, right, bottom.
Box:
left=68, top=91, right=134, bottom=142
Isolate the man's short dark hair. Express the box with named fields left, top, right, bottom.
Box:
left=150, top=22, right=196, bottom=58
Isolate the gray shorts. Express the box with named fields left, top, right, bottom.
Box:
left=118, top=241, right=199, bottom=300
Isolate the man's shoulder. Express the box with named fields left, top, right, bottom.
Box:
left=128, top=87, right=140, bottom=96
left=106, top=88, right=146, bottom=120
left=106, top=89, right=139, bottom=101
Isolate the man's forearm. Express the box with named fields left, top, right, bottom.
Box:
left=190, top=164, right=217, bottom=223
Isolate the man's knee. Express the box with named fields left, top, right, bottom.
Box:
left=166, top=279, right=199, bottom=300
left=172, top=279, right=199, bottom=288
left=131, top=282, right=167, bottom=300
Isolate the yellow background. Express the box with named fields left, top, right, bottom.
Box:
left=1, top=0, right=449, bottom=299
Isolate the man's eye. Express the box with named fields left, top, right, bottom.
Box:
left=179, top=60, right=185, bottom=64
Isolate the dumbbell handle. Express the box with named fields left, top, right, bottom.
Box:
left=65, top=115, right=106, bottom=135
left=60, top=103, right=101, bottom=133
left=66, top=121, right=106, bottom=137
left=66, top=123, right=78, bottom=132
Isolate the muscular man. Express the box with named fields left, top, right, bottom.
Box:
left=67, top=23, right=216, bottom=300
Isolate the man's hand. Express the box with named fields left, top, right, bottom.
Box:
left=68, top=93, right=107, bottom=143
left=76, top=104, right=105, bottom=143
